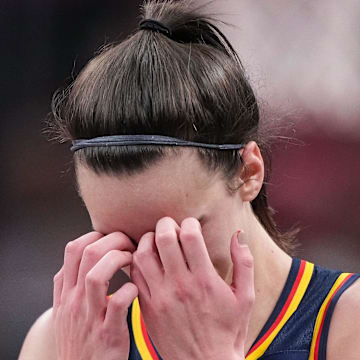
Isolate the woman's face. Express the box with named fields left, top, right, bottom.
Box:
left=76, top=148, right=247, bottom=280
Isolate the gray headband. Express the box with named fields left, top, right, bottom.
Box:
left=70, top=135, right=245, bottom=152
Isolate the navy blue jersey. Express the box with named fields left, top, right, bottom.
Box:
left=126, top=258, right=360, bottom=360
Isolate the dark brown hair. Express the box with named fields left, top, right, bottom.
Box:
left=50, top=0, right=299, bottom=254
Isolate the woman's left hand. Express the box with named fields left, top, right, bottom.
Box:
left=130, top=217, right=255, bottom=360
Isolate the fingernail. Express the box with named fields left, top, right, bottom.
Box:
left=237, top=229, right=248, bottom=247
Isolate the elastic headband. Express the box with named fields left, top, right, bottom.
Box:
left=139, top=19, right=172, bottom=38
left=70, top=135, right=245, bottom=152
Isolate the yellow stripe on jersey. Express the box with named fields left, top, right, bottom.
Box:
left=132, top=297, right=154, bottom=360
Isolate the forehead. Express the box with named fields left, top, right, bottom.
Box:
left=76, top=149, right=225, bottom=241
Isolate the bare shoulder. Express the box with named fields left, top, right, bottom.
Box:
left=18, top=307, right=57, bottom=360
left=327, top=277, right=360, bottom=360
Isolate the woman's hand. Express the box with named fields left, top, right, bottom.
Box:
left=52, top=231, right=138, bottom=360
left=130, top=217, right=255, bottom=360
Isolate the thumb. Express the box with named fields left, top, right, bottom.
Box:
left=230, top=230, right=255, bottom=304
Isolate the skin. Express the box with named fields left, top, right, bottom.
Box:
left=18, top=140, right=360, bottom=359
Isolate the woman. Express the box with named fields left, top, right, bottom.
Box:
left=19, top=1, right=360, bottom=359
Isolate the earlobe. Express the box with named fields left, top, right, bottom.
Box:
left=238, top=141, right=264, bottom=202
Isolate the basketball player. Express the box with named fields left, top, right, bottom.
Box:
left=19, top=1, right=360, bottom=359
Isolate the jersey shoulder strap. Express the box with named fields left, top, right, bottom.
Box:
left=309, top=272, right=360, bottom=360
left=246, top=259, right=314, bottom=360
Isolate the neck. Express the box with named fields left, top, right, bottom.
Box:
left=223, top=203, right=293, bottom=353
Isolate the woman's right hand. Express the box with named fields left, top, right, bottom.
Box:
left=52, top=231, right=138, bottom=360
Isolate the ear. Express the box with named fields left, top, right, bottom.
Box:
left=238, top=141, right=265, bottom=202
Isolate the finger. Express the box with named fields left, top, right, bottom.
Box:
left=130, top=261, right=151, bottom=300
left=53, top=266, right=64, bottom=310
left=85, top=250, right=133, bottom=321
left=179, top=218, right=214, bottom=275
left=104, top=282, right=138, bottom=332
left=63, top=232, right=104, bottom=293
left=77, top=232, right=136, bottom=294
left=230, top=230, right=255, bottom=306
left=155, top=217, right=187, bottom=275
left=133, top=232, right=163, bottom=289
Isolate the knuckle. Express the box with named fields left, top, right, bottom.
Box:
left=173, top=278, right=192, bottom=301
left=65, top=241, right=78, bottom=254
left=99, top=326, right=127, bottom=347
left=156, top=231, right=176, bottom=245
left=107, top=231, right=129, bottom=245
left=98, top=327, right=109, bottom=342
left=65, top=232, right=103, bottom=255
left=106, top=250, right=132, bottom=265
left=154, top=298, right=169, bottom=314
left=173, top=288, right=190, bottom=302
left=121, top=251, right=132, bottom=261
left=110, top=231, right=130, bottom=241
left=134, top=248, right=152, bottom=262
left=108, top=296, right=128, bottom=313
left=85, top=272, right=102, bottom=287
left=143, top=231, right=155, bottom=238
left=138, top=232, right=155, bottom=245
left=53, top=271, right=63, bottom=283
left=240, top=253, right=254, bottom=269
left=179, top=229, right=198, bottom=243
left=106, top=249, right=121, bottom=258
left=87, top=231, right=103, bottom=238
left=83, top=245, right=99, bottom=261
left=108, top=231, right=123, bottom=237
left=196, top=275, right=214, bottom=293
left=239, top=283, right=255, bottom=307
left=98, top=327, right=112, bottom=341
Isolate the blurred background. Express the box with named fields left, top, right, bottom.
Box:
left=1, top=0, right=359, bottom=358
